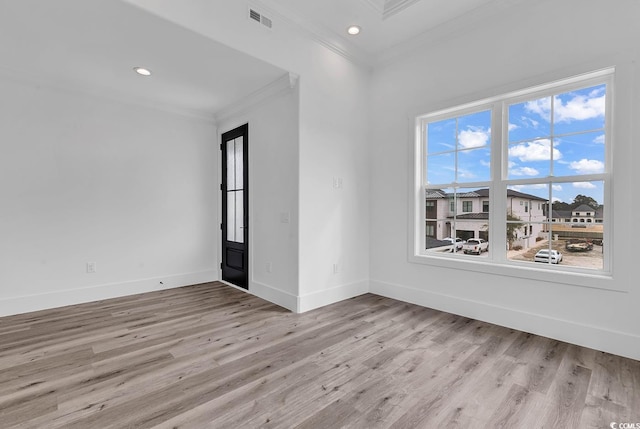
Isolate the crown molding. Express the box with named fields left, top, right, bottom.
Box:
left=250, top=0, right=373, bottom=71
left=373, top=0, right=533, bottom=67
left=0, top=64, right=216, bottom=123
left=214, top=72, right=298, bottom=124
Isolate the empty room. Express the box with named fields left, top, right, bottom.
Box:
left=1, top=0, right=638, bottom=427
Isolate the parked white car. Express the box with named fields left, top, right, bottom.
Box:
left=443, top=237, right=465, bottom=251
left=534, top=249, right=563, bottom=264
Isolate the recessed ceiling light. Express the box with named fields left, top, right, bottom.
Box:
left=347, top=25, right=361, bottom=35
left=133, top=67, right=152, bottom=76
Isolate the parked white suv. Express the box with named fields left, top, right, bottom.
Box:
left=534, top=249, right=563, bottom=264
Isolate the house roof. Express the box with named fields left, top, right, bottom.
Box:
left=552, top=210, right=572, bottom=219
left=449, top=213, right=489, bottom=220
left=426, top=188, right=547, bottom=202
left=573, top=204, right=596, bottom=212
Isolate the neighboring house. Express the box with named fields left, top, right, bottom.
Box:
left=426, top=188, right=547, bottom=249
left=551, top=205, right=603, bottom=224
left=570, top=204, right=601, bottom=223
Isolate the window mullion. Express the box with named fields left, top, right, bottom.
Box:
left=491, top=101, right=507, bottom=262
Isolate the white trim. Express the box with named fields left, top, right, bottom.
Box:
left=250, top=0, right=372, bottom=70
left=370, top=279, right=640, bottom=361
left=0, top=64, right=216, bottom=123
left=219, top=279, right=298, bottom=313
left=374, top=0, right=538, bottom=68
left=214, top=73, right=298, bottom=123
left=297, top=280, right=369, bottom=313
left=0, top=270, right=218, bottom=318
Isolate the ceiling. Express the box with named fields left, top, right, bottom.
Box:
left=0, top=0, right=287, bottom=119
left=261, top=0, right=506, bottom=63
left=0, top=0, right=510, bottom=118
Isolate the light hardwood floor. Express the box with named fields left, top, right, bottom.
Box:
left=0, top=282, right=638, bottom=428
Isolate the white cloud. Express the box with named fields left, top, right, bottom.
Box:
left=509, top=166, right=539, bottom=176
left=509, top=139, right=561, bottom=162
left=524, top=98, right=551, bottom=122
left=569, top=158, right=604, bottom=174
left=555, top=93, right=605, bottom=123
left=524, top=91, right=605, bottom=123
left=459, top=127, right=490, bottom=149
left=552, top=184, right=563, bottom=191
left=508, top=123, right=519, bottom=131
left=512, top=184, right=548, bottom=192
left=594, top=134, right=605, bottom=144
left=458, top=168, right=476, bottom=179
left=573, top=182, right=597, bottom=189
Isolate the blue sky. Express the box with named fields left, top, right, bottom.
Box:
left=426, top=84, right=606, bottom=206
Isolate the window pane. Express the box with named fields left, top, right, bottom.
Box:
left=425, top=187, right=490, bottom=254
left=426, top=153, right=455, bottom=184
left=425, top=187, right=452, bottom=253
left=427, top=118, right=456, bottom=154
left=553, top=84, right=606, bottom=136
left=508, top=96, right=552, bottom=143
left=506, top=181, right=604, bottom=269
left=548, top=180, right=604, bottom=270
left=508, top=139, right=555, bottom=179
left=458, top=147, right=490, bottom=182
left=505, top=184, right=549, bottom=262
left=457, top=110, right=491, bottom=150
left=553, top=131, right=605, bottom=177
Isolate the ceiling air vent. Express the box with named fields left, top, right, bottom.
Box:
left=248, top=8, right=272, bottom=29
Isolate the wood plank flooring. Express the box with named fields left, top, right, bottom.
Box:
left=0, top=282, right=638, bottom=428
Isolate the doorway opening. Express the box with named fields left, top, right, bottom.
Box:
left=221, top=124, right=249, bottom=289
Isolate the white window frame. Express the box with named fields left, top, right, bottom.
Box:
left=410, top=68, right=616, bottom=291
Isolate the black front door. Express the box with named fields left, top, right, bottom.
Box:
left=221, top=124, right=248, bottom=289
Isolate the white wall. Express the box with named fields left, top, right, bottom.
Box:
left=216, top=78, right=300, bottom=311
left=126, top=0, right=372, bottom=312
left=369, top=0, right=640, bottom=360
left=0, top=75, right=218, bottom=316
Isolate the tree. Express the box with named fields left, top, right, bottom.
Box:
left=506, top=213, right=524, bottom=248
left=571, top=194, right=599, bottom=209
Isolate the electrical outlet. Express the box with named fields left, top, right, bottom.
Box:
left=266, top=262, right=273, bottom=273
left=86, top=262, right=96, bottom=273
left=333, top=263, right=339, bottom=274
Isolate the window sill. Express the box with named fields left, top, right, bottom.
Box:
left=408, top=252, right=624, bottom=293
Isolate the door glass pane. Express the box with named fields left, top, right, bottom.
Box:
left=235, top=190, right=244, bottom=243
left=227, top=192, right=236, bottom=242
left=234, top=137, right=243, bottom=190
left=226, top=140, right=236, bottom=190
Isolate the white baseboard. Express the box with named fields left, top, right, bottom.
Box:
left=0, top=270, right=218, bottom=317
left=248, top=280, right=298, bottom=312
left=370, top=279, right=640, bottom=361
left=298, top=279, right=369, bottom=313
